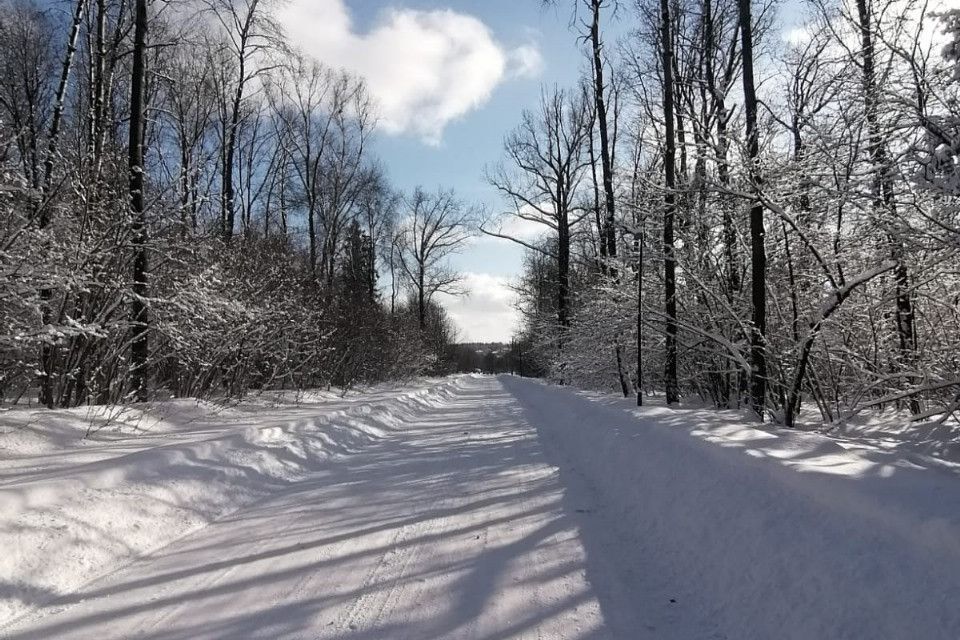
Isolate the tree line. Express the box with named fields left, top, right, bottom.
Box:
left=493, top=0, right=960, bottom=427
left=0, top=0, right=474, bottom=407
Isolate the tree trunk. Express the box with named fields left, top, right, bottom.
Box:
left=589, top=0, right=617, bottom=261
left=418, top=270, right=426, bottom=332
left=704, top=0, right=740, bottom=297
left=854, top=0, right=920, bottom=415
left=91, top=0, right=107, bottom=176
left=738, top=0, right=767, bottom=419
left=616, top=341, right=631, bottom=397
left=636, top=223, right=644, bottom=406
left=588, top=122, right=606, bottom=263
left=128, top=0, right=149, bottom=403
left=223, top=80, right=242, bottom=240
left=221, top=0, right=261, bottom=241
left=42, top=0, right=84, bottom=193
left=558, top=206, right=570, bottom=352
left=661, top=0, right=679, bottom=405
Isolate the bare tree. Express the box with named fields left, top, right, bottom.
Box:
left=156, top=39, right=220, bottom=236
left=202, top=0, right=279, bottom=240
left=852, top=0, right=920, bottom=414
left=394, top=188, right=474, bottom=331
left=484, top=87, right=592, bottom=346
left=0, top=3, right=55, bottom=190
left=586, top=0, right=619, bottom=261
left=268, top=57, right=371, bottom=283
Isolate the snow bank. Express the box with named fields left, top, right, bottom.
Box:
left=502, top=375, right=960, bottom=640
left=0, top=377, right=470, bottom=627
left=820, top=408, right=960, bottom=463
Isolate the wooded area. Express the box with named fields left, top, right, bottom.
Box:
left=0, top=0, right=475, bottom=406
left=3, top=0, right=960, bottom=430
left=3, top=1, right=960, bottom=635
left=495, top=0, right=960, bottom=426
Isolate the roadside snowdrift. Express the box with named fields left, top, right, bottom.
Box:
left=503, top=375, right=960, bottom=640
left=0, top=377, right=467, bottom=626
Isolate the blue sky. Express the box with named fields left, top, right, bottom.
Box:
left=367, top=1, right=581, bottom=219
left=370, top=2, right=581, bottom=275
left=275, top=0, right=807, bottom=342
left=276, top=0, right=590, bottom=341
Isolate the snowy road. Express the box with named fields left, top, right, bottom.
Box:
left=3, top=375, right=960, bottom=639
left=2, top=377, right=630, bottom=639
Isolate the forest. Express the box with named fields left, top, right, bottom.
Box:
left=2, top=0, right=960, bottom=433
left=493, top=0, right=960, bottom=427
left=4, top=1, right=960, bottom=636
left=0, top=0, right=477, bottom=407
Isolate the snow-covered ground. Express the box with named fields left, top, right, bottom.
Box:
left=0, top=379, right=462, bottom=628
left=1, top=375, right=959, bottom=638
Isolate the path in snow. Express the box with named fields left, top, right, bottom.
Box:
left=1, top=376, right=670, bottom=639
left=4, top=375, right=960, bottom=639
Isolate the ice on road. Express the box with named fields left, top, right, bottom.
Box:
left=4, top=374, right=960, bottom=639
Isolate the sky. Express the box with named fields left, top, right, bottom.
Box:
left=272, top=0, right=830, bottom=343
left=275, top=0, right=589, bottom=342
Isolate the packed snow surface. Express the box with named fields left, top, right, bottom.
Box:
left=1, top=375, right=959, bottom=638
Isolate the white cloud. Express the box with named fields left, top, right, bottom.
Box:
left=479, top=201, right=556, bottom=246
left=479, top=214, right=550, bottom=246
left=277, top=0, right=543, bottom=145
left=437, top=272, right=519, bottom=342
left=508, top=43, right=545, bottom=79
left=499, top=214, right=548, bottom=239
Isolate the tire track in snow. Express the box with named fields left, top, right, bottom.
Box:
left=330, top=478, right=459, bottom=635
left=4, top=376, right=613, bottom=639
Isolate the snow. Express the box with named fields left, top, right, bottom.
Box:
left=0, top=379, right=462, bottom=628
left=1, top=374, right=959, bottom=638
left=505, top=376, right=960, bottom=639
